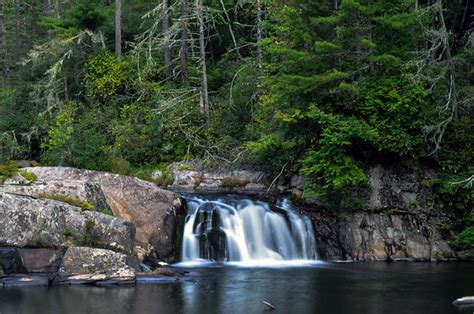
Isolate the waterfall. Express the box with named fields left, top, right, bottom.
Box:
left=180, top=195, right=318, bottom=266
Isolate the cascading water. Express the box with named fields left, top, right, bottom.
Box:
left=180, top=195, right=318, bottom=266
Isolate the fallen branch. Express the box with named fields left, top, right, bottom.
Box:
left=262, top=300, right=275, bottom=310
left=267, top=160, right=290, bottom=193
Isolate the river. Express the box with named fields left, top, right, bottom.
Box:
left=1, top=262, right=472, bottom=314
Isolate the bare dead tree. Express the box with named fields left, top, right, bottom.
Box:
left=180, top=0, right=189, bottom=85
left=417, top=0, right=463, bottom=153
left=256, top=0, right=263, bottom=73
left=163, top=0, right=172, bottom=79
left=115, top=0, right=122, bottom=57
left=0, top=4, right=7, bottom=80
left=44, top=0, right=52, bottom=16
left=196, top=0, right=209, bottom=117
left=219, top=0, right=241, bottom=59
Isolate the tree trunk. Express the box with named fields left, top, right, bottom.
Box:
left=196, top=0, right=209, bottom=116
left=163, top=0, right=172, bottom=79
left=44, top=0, right=51, bottom=16
left=219, top=0, right=241, bottom=59
left=0, top=6, right=7, bottom=80
left=256, top=0, right=263, bottom=73
left=333, top=0, right=338, bottom=10
left=180, top=0, right=189, bottom=85
left=115, top=0, right=122, bottom=57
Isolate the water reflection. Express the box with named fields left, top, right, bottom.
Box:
left=1, top=263, right=472, bottom=314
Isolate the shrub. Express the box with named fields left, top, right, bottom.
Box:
left=0, top=161, right=18, bottom=184
left=110, top=157, right=131, bottom=175
left=152, top=170, right=175, bottom=187
left=458, top=227, right=474, bottom=248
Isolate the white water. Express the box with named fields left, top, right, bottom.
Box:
left=179, top=195, right=318, bottom=266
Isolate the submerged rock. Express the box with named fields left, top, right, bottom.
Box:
left=0, top=274, right=51, bottom=287
left=56, top=247, right=136, bottom=286
left=453, top=296, right=474, bottom=311
left=22, top=167, right=184, bottom=262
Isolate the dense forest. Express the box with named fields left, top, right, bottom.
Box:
left=0, top=0, right=472, bottom=242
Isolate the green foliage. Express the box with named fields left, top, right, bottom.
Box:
left=360, top=77, right=429, bottom=156
left=19, top=171, right=38, bottom=182
left=152, top=170, right=175, bottom=187
left=458, top=227, right=474, bottom=249
left=64, top=218, right=98, bottom=247
left=84, top=52, right=132, bottom=100
left=0, top=0, right=471, bottom=240
left=85, top=218, right=95, bottom=233
left=0, top=161, right=19, bottom=184
left=177, top=164, right=192, bottom=171
left=38, top=193, right=95, bottom=211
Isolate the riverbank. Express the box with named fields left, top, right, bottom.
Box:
left=1, top=166, right=472, bottom=286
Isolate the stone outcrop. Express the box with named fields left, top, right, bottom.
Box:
left=56, top=247, right=136, bottom=285
left=1, top=180, right=110, bottom=211
left=20, top=167, right=184, bottom=262
left=311, top=211, right=454, bottom=261
left=0, top=192, right=135, bottom=254
left=162, top=161, right=307, bottom=199
left=306, top=164, right=456, bottom=261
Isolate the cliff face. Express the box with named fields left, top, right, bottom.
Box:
left=306, top=165, right=460, bottom=261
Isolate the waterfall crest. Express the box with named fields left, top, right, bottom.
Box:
left=180, top=195, right=318, bottom=265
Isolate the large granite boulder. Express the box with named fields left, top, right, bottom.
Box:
left=56, top=247, right=136, bottom=286
left=0, top=180, right=110, bottom=211
left=0, top=192, right=134, bottom=254
left=21, top=167, right=184, bottom=262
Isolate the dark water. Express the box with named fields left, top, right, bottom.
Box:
left=1, top=262, right=473, bottom=314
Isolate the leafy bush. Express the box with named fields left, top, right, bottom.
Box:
left=84, top=51, right=132, bottom=100
left=0, top=161, right=19, bottom=184
left=152, top=170, right=175, bottom=187
left=458, top=227, right=474, bottom=248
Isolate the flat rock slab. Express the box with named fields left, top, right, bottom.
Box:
left=0, top=274, right=50, bottom=287
left=54, top=274, right=136, bottom=286
left=57, top=247, right=136, bottom=286
left=136, top=275, right=194, bottom=284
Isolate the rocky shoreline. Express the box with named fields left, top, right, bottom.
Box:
left=1, top=165, right=472, bottom=287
